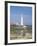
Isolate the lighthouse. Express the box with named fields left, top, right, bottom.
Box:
left=21, top=15, right=23, bottom=25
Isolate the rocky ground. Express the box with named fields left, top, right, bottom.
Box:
left=10, top=25, right=32, bottom=40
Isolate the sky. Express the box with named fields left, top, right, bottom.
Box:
left=10, top=6, right=32, bottom=25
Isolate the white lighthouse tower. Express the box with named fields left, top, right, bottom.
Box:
left=21, top=15, right=23, bottom=25
left=21, top=14, right=27, bottom=27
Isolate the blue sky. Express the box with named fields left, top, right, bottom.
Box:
left=10, top=6, right=32, bottom=25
